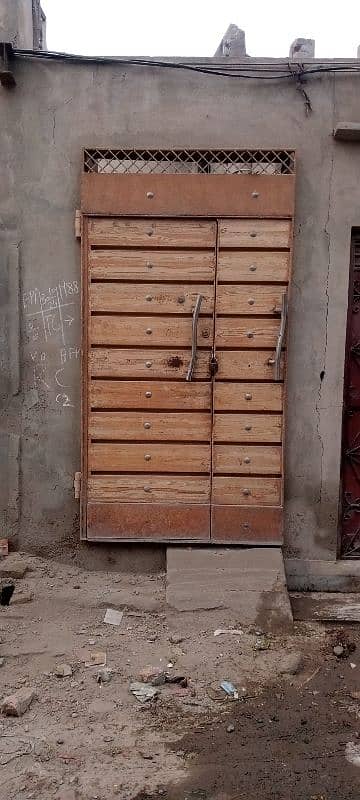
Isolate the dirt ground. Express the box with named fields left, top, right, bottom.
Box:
left=1, top=555, right=360, bottom=800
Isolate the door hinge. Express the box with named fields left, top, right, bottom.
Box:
left=75, top=210, right=82, bottom=240
left=74, top=471, right=82, bottom=500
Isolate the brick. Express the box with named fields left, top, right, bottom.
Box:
left=1, top=687, right=36, bottom=716
left=0, top=556, right=29, bottom=579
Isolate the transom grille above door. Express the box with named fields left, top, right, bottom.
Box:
left=84, top=148, right=295, bottom=175
left=80, top=161, right=295, bottom=543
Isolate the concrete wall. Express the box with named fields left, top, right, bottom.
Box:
left=1, top=30, right=360, bottom=567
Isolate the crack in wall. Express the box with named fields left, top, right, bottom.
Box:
left=316, top=73, right=336, bottom=506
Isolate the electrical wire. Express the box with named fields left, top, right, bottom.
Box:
left=12, top=48, right=360, bottom=81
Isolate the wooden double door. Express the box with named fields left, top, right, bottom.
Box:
left=82, top=214, right=292, bottom=542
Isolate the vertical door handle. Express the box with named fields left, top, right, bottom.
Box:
left=186, top=294, right=203, bottom=381
left=272, top=291, right=288, bottom=381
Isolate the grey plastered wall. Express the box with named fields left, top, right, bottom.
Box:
left=1, top=48, right=360, bottom=564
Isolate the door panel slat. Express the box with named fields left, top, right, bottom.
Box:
left=88, top=218, right=216, bottom=248
left=90, top=315, right=213, bottom=347
left=216, top=285, right=286, bottom=315
left=214, top=414, right=282, bottom=443
left=217, top=351, right=283, bottom=380
left=219, top=219, right=291, bottom=249
left=89, top=250, right=216, bottom=281
left=90, top=411, right=211, bottom=441
left=89, top=443, right=211, bottom=473
left=90, top=348, right=210, bottom=379
left=88, top=475, right=210, bottom=503
left=214, top=382, right=283, bottom=411
left=87, top=502, right=210, bottom=540
left=217, top=251, right=289, bottom=283
left=90, top=283, right=214, bottom=314
left=216, top=317, right=279, bottom=348
left=90, top=380, right=211, bottom=410
left=214, top=444, right=281, bottom=474
left=212, top=476, right=282, bottom=505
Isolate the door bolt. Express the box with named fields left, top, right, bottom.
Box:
left=146, top=328, right=152, bottom=335
left=146, top=191, right=155, bottom=199
left=246, top=331, right=254, bottom=338
left=145, top=391, right=152, bottom=398
left=245, top=424, right=252, bottom=431
left=244, top=457, right=251, bottom=464
left=243, top=488, right=251, bottom=496
left=177, top=296, right=185, bottom=304
left=144, top=454, right=151, bottom=461
left=145, top=361, right=152, bottom=368
left=144, top=486, right=151, bottom=492
left=245, top=393, right=252, bottom=400
left=250, top=232, right=257, bottom=238
left=144, top=422, right=151, bottom=429
left=249, top=265, right=257, bottom=271
left=252, top=191, right=259, bottom=198
left=146, top=295, right=153, bottom=301
left=146, top=262, right=153, bottom=269
left=248, top=298, right=255, bottom=305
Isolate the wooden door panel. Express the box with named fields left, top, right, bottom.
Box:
left=90, top=380, right=211, bottom=410
left=87, top=502, right=210, bottom=540
left=216, top=285, right=285, bottom=315
left=212, top=476, right=282, bottom=505
left=88, top=475, right=210, bottom=503
left=214, top=444, right=281, bottom=474
left=90, top=349, right=211, bottom=379
left=90, top=315, right=213, bottom=347
left=89, top=249, right=216, bottom=281
left=219, top=219, right=291, bottom=249
left=90, top=411, right=211, bottom=441
left=90, top=283, right=214, bottom=314
left=89, top=443, right=211, bottom=473
left=217, top=251, right=289, bottom=283
left=211, top=506, right=282, bottom=544
left=214, top=382, right=283, bottom=412
left=214, top=413, right=282, bottom=443
left=88, top=218, right=216, bottom=247
left=217, top=351, right=282, bottom=380
left=216, top=317, right=279, bottom=348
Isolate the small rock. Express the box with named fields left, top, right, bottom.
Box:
left=227, top=724, right=235, bottom=733
left=169, top=635, right=184, bottom=645
left=0, top=657, right=4, bottom=667
left=1, top=687, right=36, bottom=716
left=11, top=592, right=34, bottom=605
left=279, top=652, right=303, bottom=675
left=254, top=635, right=270, bottom=651
left=333, top=645, right=345, bottom=657
left=56, top=737, right=65, bottom=744
left=138, top=666, right=166, bottom=686
left=96, top=667, right=112, bottom=684
left=55, top=663, right=73, bottom=678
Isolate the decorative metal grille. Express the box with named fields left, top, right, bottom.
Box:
left=84, top=149, right=295, bottom=176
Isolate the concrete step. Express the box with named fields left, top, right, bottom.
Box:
left=166, top=547, right=293, bottom=632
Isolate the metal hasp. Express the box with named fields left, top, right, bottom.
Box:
left=186, top=294, right=203, bottom=381
left=0, top=43, right=16, bottom=88
left=274, top=292, right=288, bottom=380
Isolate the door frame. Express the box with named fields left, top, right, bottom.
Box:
left=80, top=158, right=296, bottom=542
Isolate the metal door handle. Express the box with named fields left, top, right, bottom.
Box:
left=273, top=291, right=288, bottom=380
left=186, top=294, right=203, bottom=381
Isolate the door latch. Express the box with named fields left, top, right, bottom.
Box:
left=210, top=355, right=218, bottom=377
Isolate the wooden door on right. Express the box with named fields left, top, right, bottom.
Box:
left=212, top=218, right=293, bottom=544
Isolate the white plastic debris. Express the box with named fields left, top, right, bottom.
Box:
left=214, top=628, right=243, bottom=637
left=103, top=608, right=124, bottom=626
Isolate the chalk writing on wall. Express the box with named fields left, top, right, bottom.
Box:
left=23, top=281, right=81, bottom=410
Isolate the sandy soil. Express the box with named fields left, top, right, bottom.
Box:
left=0, top=555, right=359, bottom=800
